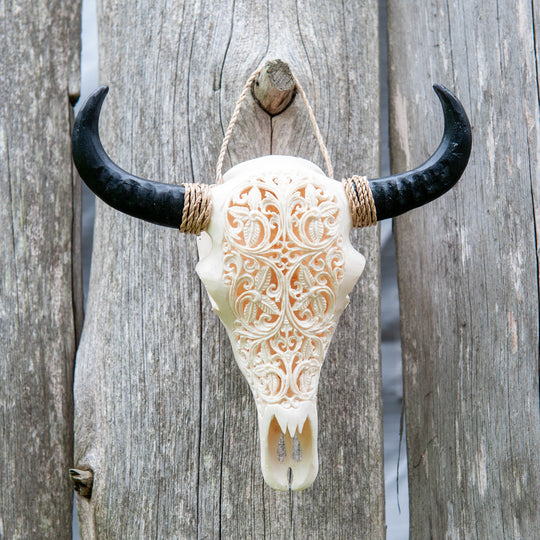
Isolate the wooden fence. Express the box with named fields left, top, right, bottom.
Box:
left=1, top=1, right=539, bottom=538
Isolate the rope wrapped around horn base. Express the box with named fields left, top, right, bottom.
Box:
left=342, top=176, right=377, bottom=228
left=180, top=183, right=213, bottom=234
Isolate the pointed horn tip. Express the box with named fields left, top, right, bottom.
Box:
left=432, top=82, right=449, bottom=94
left=74, top=86, right=110, bottom=134
left=77, top=85, right=110, bottom=117
left=431, top=84, right=469, bottom=120
left=88, top=85, right=110, bottom=108
left=432, top=83, right=472, bottom=135
left=432, top=83, right=458, bottom=105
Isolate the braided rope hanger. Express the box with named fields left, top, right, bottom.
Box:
left=181, top=64, right=376, bottom=234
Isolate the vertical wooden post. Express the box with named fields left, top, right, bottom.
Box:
left=74, top=0, right=384, bottom=537
left=388, top=0, right=540, bottom=536
left=0, top=1, right=81, bottom=538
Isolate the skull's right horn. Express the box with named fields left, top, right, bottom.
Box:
left=366, top=84, right=472, bottom=221
left=72, top=86, right=210, bottom=231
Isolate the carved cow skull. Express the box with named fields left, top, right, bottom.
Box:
left=72, top=83, right=471, bottom=490
left=196, top=156, right=365, bottom=489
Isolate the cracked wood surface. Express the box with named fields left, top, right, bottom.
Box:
left=74, top=0, right=384, bottom=537
left=388, top=0, right=540, bottom=537
left=0, top=1, right=81, bottom=538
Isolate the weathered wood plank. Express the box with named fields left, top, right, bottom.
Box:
left=0, top=1, right=81, bottom=538
left=70, top=105, right=85, bottom=345
left=75, top=1, right=383, bottom=537
left=387, top=0, right=540, bottom=537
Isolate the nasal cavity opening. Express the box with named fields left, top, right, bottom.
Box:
left=292, top=433, right=303, bottom=462
left=277, top=432, right=286, bottom=462
left=273, top=420, right=304, bottom=463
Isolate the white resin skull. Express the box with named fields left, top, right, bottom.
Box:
left=196, top=155, right=365, bottom=490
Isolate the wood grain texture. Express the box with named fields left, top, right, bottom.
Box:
left=0, top=1, right=81, bottom=538
left=387, top=0, right=540, bottom=537
left=75, top=1, right=384, bottom=537
left=71, top=106, right=85, bottom=345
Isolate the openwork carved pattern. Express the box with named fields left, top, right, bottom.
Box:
left=223, top=173, right=345, bottom=414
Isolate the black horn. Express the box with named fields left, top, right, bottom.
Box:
left=368, top=84, right=472, bottom=220
left=72, top=86, right=187, bottom=229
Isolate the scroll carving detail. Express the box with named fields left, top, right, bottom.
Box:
left=222, top=175, right=345, bottom=423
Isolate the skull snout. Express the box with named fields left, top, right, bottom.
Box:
left=260, top=403, right=318, bottom=491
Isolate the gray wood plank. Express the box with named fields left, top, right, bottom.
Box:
left=387, top=1, right=540, bottom=537
left=0, top=1, right=81, bottom=538
left=71, top=105, right=84, bottom=345
left=75, top=1, right=384, bottom=537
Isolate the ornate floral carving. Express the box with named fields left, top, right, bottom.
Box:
left=222, top=174, right=345, bottom=417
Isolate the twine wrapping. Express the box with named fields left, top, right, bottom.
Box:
left=179, top=183, right=213, bottom=234
left=342, top=175, right=377, bottom=227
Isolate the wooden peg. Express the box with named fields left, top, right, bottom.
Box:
left=69, top=466, right=94, bottom=498
left=252, top=59, right=296, bottom=116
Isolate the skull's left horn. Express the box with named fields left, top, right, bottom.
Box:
left=72, top=86, right=206, bottom=230
left=366, top=84, right=472, bottom=221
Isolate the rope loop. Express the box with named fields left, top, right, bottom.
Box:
left=215, top=64, right=334, bottom=183
left=183, top=67, right=377, bottom=234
